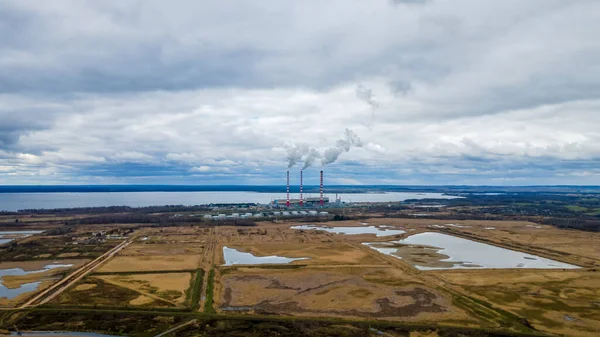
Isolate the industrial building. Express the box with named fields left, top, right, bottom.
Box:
left=273, top=197, right=329, bottom=207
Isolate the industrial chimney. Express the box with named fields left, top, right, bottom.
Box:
left=299, top=170, right=303, bottom=207
left=320, top=170, right=324, bottom=206
left=286, top=170, right=290, bottom=207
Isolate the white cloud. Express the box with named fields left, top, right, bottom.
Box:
left=1, top=0, right=599, bottom=184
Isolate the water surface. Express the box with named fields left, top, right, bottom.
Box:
left=291, top=225, right=405, bottom=237
left=0, top=192, right=457, bottom=211
left=0, top=263, right=74, bottom=299
left=222, top=247, right=309, bottom=266
left=365, top=232, right=579, bottom=270
left=0, top=231, right=43, bottom=245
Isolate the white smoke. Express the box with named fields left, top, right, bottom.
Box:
left=321, top=129, right=363, bottom=166
left=355, top=84, right=380, bottom=125
left=285, top=144, right=309, bottom=168
left=302, top=148, right=321, bottom=170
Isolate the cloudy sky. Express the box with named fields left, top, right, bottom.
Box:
left=1, top=0, right=600, bottom=185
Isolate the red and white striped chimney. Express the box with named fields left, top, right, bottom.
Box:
left=299, top=170, right=303, bottom=207
left=320, top=170, right=324, bottom=206
left=286, top=170, right=290, bottom=207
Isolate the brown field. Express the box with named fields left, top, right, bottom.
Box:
left=432, top=269, right=600, bottom=337
left=97, top=272, right=192, bottom=306
left=53, top=276, right=175, bottom=308
left=217, top=242, right=388, bottom=266
left=97, top=255, right=201, bottom=272
left=6, top=216, right=598, bottom=335
left=119, top=244, right=204, bottom=256
left=57, top=252, right=81, bottom=258
left=216, top=266, right=479, bottom=325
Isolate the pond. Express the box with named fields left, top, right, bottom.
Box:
left=291, top=225, right=405, bottom=237
left=0, top=263, right=74, bottom=299
left=222, top=247, right=309, bottom=266
left=364, top=232, right=580, bottom=270
left=0, top=230, right=43, bottom=245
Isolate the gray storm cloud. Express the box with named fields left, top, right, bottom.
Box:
left=321, top=129, right=363, bottom=166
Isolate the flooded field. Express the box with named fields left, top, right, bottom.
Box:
left=291, top=224, right=405, bottom=237
left=0, top=231, right=43, bottom=245
left=222, top=246, right=309, bottom=266
left=365, top=232, right=580, bottom=270
left=0, top=263, right=74, bottom=299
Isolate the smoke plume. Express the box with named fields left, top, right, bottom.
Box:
left=302, top=148, right=321, bottom=170
left=285, top=144, right=308, bottom=168
left=321, top=129, right=363, bottom=166
left=356, top=84, right=380, bottom=112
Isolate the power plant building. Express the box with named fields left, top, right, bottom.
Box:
left=273, top=197, right=329, bottom=207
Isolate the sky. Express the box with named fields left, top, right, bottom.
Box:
left=1, top=0, right=600, bottom=186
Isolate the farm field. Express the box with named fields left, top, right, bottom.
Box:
left=2, top=214, right=600, bottom=336
left=97, top=254, right=201, bottom=273
left=215, top=265, right=478, bottom=325
left=432, top=269, right=600, bottom=337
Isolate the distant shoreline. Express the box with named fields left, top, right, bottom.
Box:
left=0, top=185, right=599, bottom=194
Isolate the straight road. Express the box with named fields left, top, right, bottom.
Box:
left=19, top=239, right=131, bottom=308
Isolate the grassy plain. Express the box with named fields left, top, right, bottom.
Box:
left=97, top=272, right=192, bottom=306
left=4, top=215, right=600, bottom=336
left=216, top=265, right=479, bottom=325
left=97, top=255, right=201, bottom=272
left=432, top=269, right=600, bottom=337
left=119, top=244, right=204, bottom=256
left=52, top=276, right=176, bottom=308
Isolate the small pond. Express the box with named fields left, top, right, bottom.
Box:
left=0, top=263, right=74, bottom=299
left=222, top=247, right=309, bottom=266
left=291, top=225, right=405, bottom=237
left=0, top=230, right=43, bottom=245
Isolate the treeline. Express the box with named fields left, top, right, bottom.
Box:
left=539, top=218, right=600, bottom=232
left=64, top=213, right=257, bottom=227
left=17, top=205, right=213, bottom=215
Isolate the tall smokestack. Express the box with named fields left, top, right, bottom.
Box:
left=320, top=170, right=324, bottom=206
left=286, top=170, right=290, bottom=207
left=300, top=170, right=303, bottom=207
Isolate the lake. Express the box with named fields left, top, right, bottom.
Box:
left=364, top=232, right=580, bottom=270
left=0, top=192, right=457, bottom=211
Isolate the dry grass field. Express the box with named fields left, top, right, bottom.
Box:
left=119, top=244, right=204, bottom=256
left=10, top=217, right=598, bottom=335
left=432, top=269, right=600, bottom=337
left=97, top=254, right=201, bottom=272
left=215, top=266, right=478, bottom=325
left=97, top=272, right=192, bottom=306
left=53, top=276, right=177, bottom=308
